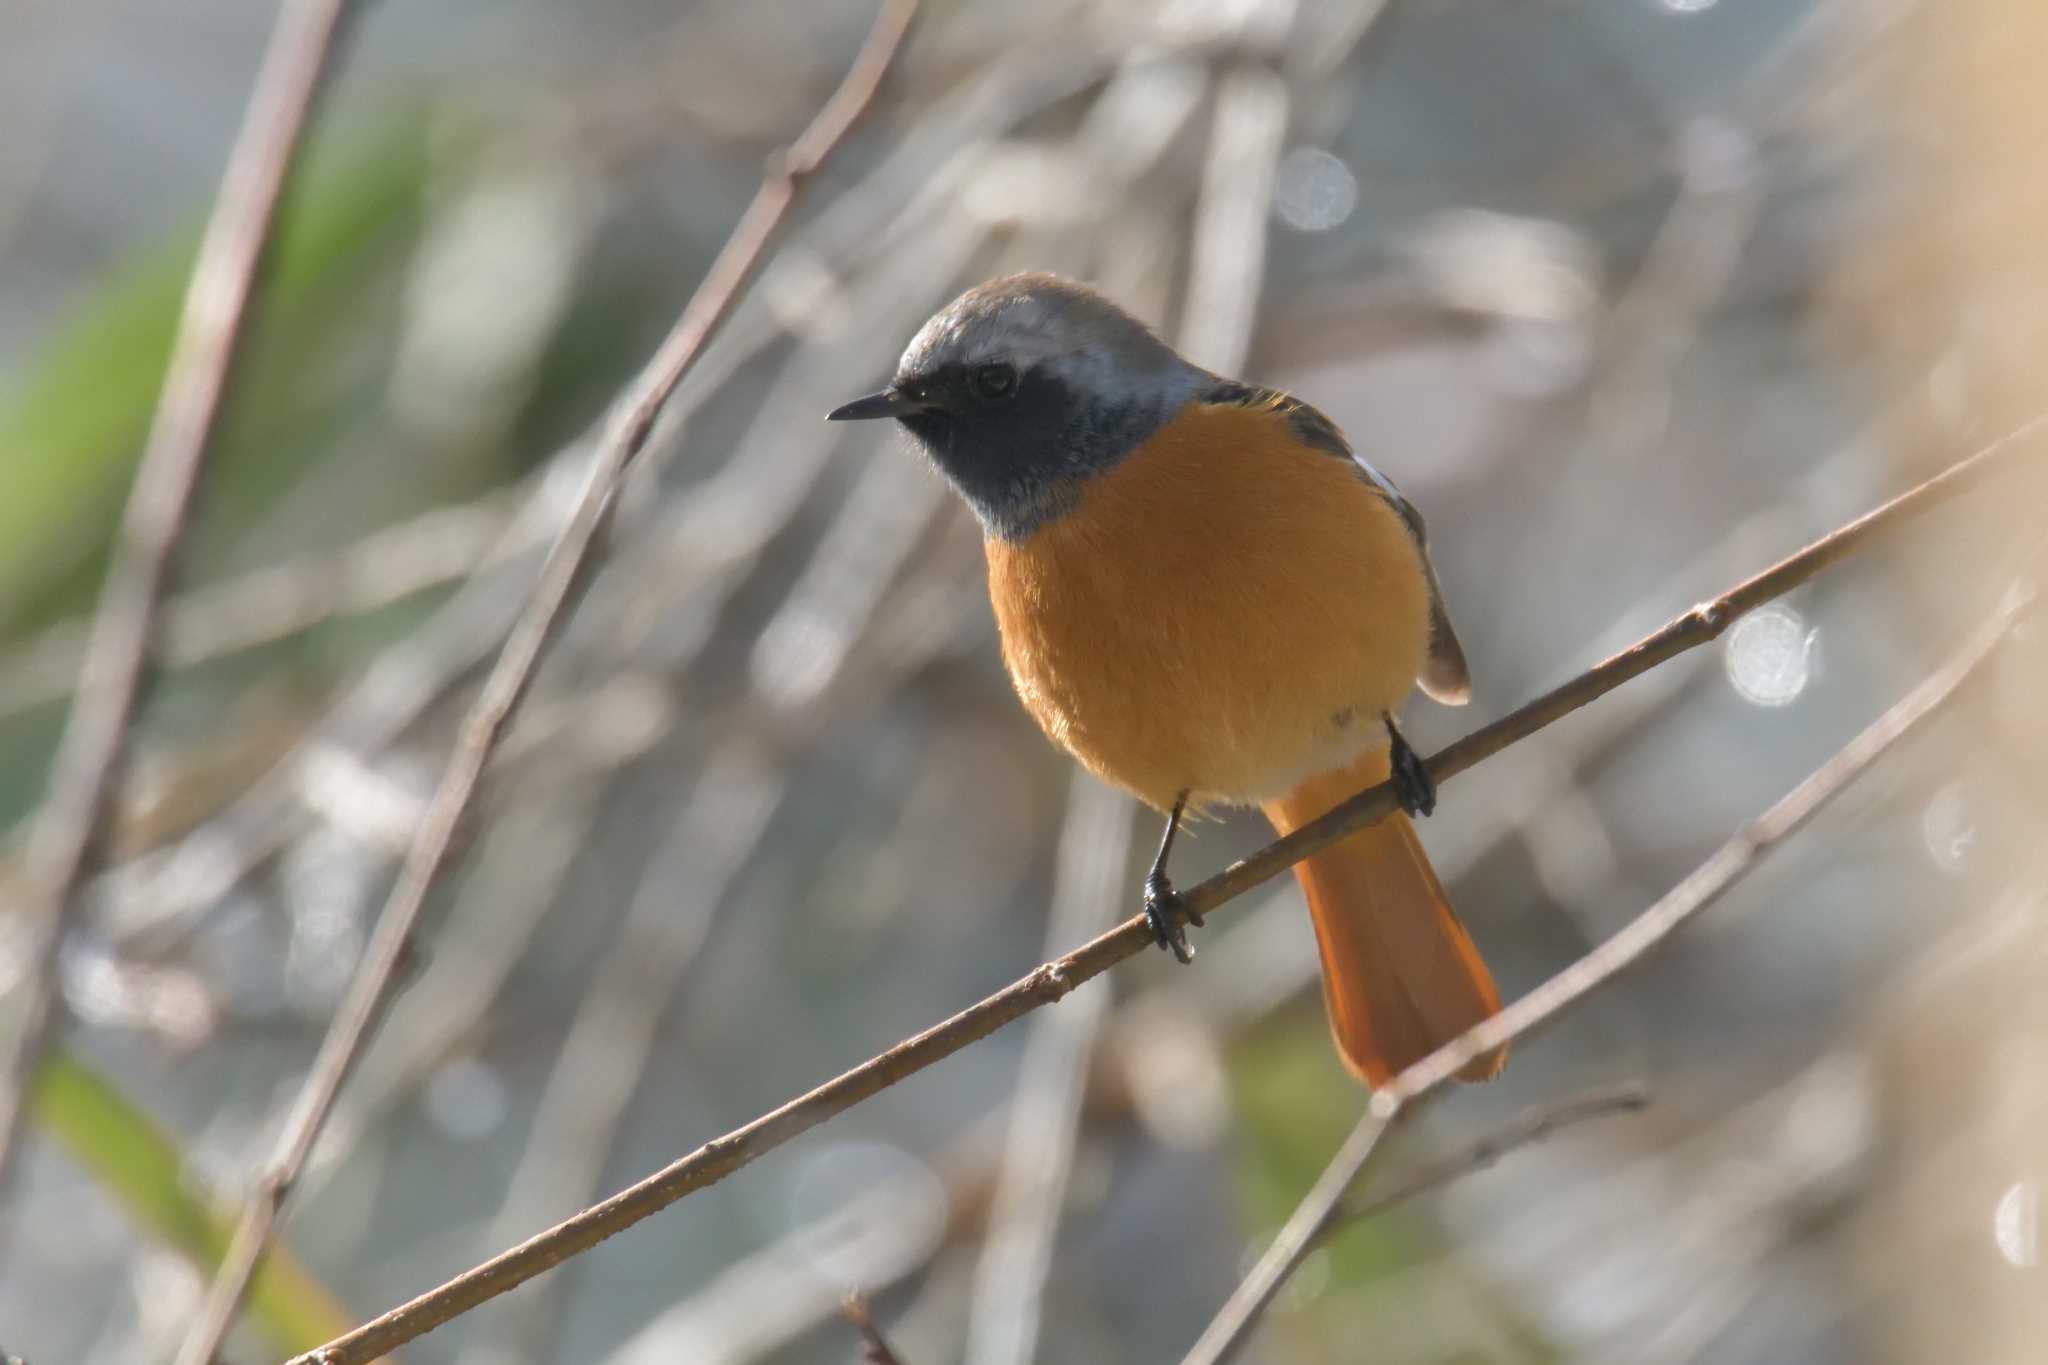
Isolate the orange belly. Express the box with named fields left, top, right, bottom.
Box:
left=984, top=401, right=1432, bottom=811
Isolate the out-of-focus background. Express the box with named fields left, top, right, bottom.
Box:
left=2, top=0, right=2044, bottom=1361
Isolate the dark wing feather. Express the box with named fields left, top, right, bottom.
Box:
left=1200, top=380, right=1472, bottom=705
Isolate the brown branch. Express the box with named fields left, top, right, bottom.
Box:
left=0, top=0, right=361, bottom=1187
left=1178, top=581, right=2034, bottom=1365
left=169, top=4, right=923, bottom=1363
left=843, top=1291, right=913, bottom=1365
left=289, top=419, right=2044, bottom=1365
left=1327, top=1084, right=1649, bottom=1233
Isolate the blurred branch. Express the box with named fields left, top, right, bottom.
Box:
left=0, top=495, right=517, bottom=721
left=452, top=746, right=780, bottom=1365
left=292, top=417, right=2046, bottom=1365
left=469, top=488, right=968, bottom=1361
left=1587, top=117, right=1763, bottom=467
left=843, top=1292, right=912, bottom=1365
left=1327, top=1084, right=1650, bottom=1234
left=963, top=773, right=1130, bottom=1365
left=171, top=3, right=923, bottom=1362
left=90, top=482, right=563, bottom=947
left=1179, top=580, right=2035, bottom=1365
left=311, top=795, right=598, bottom=1177
left=0, top=0, right=360, bottom=1187
left=1179, top=64, right=1287, bottom=376
left=0, top=4, right=86, bottom=266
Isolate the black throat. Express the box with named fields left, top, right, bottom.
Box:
left=898, top=368, right=1182, bottom=541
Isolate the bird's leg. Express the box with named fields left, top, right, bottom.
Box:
left=1142, top=790, right=1202, bottom=963
left=1383, top=714, right=1436, bottom=817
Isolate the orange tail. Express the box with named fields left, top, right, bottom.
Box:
left=1260, top=746, right=1505, bottom=1087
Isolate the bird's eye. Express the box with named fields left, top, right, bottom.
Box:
left=972, top=363, right=1017, bottom=400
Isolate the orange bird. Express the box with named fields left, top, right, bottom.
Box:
left=829, top=273, right=1502, bottom=1086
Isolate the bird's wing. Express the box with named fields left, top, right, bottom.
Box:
left=1198, top=380, right=1472, bottom=705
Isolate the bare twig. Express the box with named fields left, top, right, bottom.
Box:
left=0, top=0, right=360, bottom=1186
left=290, top=421, right=2043, bottom=1365
left=170, top=4, right=922, bottom=1362
left=1187, top=1082, right=1404, bottom=1365
left=1178, top=582, right=2033, bottom=1365
left=1328, top=1085, right=1650, bottom=1232
left=844, top=1292, right=912, bottom=1365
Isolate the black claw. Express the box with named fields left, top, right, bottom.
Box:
left=1143, top=872, right=1200, bottom=963
left=1384, top=715, right=1437, bottom=817
left=1141, top=790, right=1200, bottom=962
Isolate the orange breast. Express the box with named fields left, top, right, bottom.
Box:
left=984, top=400, right=1432, bottom=811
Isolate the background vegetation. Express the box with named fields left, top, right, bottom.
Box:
left=2, top=1, right=2042, bottom=1361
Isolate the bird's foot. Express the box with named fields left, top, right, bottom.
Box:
left=1385, top=717, right=1437, bottom=817
left=1143, top=871, right=1203, bottom=964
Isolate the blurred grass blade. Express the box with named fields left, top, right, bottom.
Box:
left=31, top=1048, right=354, bottom=1354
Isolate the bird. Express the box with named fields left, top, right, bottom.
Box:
left=828, top=272, right=1503, bottom=1087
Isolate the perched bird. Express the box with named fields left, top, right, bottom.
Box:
left=829, top=273, right=1503, bottom=1086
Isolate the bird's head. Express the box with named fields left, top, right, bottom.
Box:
left=828, top=272, right=1202, bottom=539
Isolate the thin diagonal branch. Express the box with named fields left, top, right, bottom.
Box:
left=1179, top=581, right=2034, bottom=1365
left=169, top=4, right=922, bottom=1363
left=0, top=0, right=361, bottom=1186
left=289, top=421, right=2044, bottom=1365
